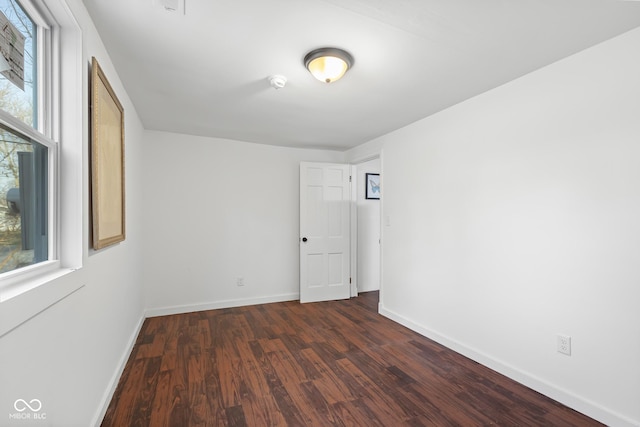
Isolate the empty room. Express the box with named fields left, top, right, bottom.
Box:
left=0, top=0, right=639, bottom=426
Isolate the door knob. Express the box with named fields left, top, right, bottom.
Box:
left=302, top=237, right=308, bottom=242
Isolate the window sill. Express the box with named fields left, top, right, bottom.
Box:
left=0, top=267, right=84, bottom=337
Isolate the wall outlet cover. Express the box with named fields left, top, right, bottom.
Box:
left=557, top=334, right=571, bottom=356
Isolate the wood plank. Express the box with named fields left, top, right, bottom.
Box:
left=101, top=291, right=605, bottom=427
left=247, top=339, right=308, bottom=426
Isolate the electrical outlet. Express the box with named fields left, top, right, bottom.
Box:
left=557, top=334, right=571, bottom=356
left=236, top=277, right=244, bottom=287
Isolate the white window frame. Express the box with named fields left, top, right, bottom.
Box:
left=0, top=0, right=82, bottom=337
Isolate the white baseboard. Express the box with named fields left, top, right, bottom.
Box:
left=379, top=304, right=639, bottom=427
left=91, top=314, right=145, bottom=427
left=145, top=293, right=300, bottom=318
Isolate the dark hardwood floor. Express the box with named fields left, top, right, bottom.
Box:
left=101, top=291, right=603, bottom=426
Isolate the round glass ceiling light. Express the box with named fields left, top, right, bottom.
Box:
left=304, top=47, right=354, bottom=83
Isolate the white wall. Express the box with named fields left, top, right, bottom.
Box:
left=2, top=3, right=637, bottom=426
left=0, top=1, right=146, bottom=426
left=356, top=158, right=381, bottom=292
left=376, top=27, right=640, bottom=426
left=142, top=131, right=345, bottom=315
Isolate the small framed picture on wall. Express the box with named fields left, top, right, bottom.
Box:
left=366, top=173, right=380, bottom=200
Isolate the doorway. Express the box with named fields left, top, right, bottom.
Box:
left=351, top=157, right=381, bottom=297
left=299, top=159, right=381, bottom=304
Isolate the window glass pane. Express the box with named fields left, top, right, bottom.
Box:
left=0, top=122, right=48, bottom=273
left=0, top=0, right=37, bottom=128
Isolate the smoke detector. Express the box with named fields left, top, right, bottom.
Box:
left=268, top=75, right=287, bottom=90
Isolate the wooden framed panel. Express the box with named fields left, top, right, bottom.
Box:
left=91, top=57, right=125, bottom=249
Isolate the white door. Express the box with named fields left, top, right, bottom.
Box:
left=300, top=162, right=351, bottom=303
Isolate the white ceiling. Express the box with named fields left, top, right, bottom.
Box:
left=82, top=0, right=640, bottom=151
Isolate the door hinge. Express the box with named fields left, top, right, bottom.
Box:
left=349, top=277, right=352, bottom=284
left=349, top=175, right=352, bottom=182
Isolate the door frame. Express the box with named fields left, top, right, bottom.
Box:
left=350, top=164, right=358, bottom=297
left=348, top=155, right=381, bottom=298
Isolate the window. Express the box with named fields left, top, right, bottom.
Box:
left=0, top=0, right=55, bottom=276
left=0, top=0, right=81, bottom=337
left=0, top=123, right=49, bottom=274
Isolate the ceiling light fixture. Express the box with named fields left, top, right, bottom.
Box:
left=304, top=47, right=354, bottom=83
